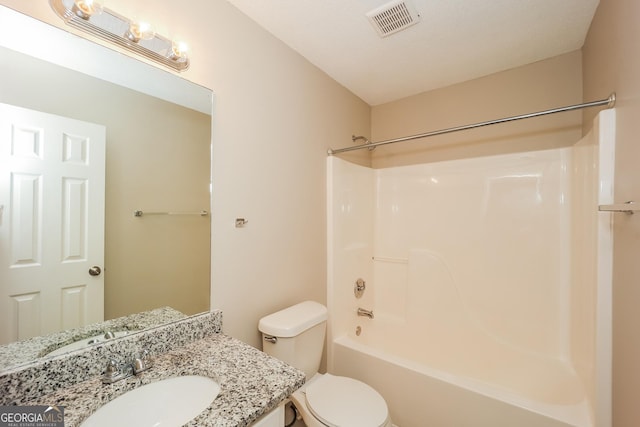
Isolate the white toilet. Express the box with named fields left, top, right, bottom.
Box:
left=259, top=301, right=392, bottom=427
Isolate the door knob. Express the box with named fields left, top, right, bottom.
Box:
left=89, top=266, right=102, bottom=276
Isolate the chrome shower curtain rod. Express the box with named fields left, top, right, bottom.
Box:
left=327, top=93, right=616, bottom=156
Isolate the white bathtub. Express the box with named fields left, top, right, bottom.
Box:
left=331, top=327, right=590, bottom=427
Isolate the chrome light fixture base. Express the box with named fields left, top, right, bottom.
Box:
left=50, top=0, right=189, bottom=72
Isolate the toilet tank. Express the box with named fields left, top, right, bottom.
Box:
left=258, top=301, right=328, bottom=380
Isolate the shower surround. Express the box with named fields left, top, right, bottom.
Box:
left=327, top=111, right=615, bottom=427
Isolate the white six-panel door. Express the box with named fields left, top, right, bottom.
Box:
left=0, top=103, right=105, bottom=345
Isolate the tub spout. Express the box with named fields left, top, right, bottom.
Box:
left=357, top=308, right=374, bottom=319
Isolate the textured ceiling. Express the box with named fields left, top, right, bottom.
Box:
left=225, top=0, right=600, bottom=105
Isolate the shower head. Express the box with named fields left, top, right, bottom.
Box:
left=352, top=135, right=376, bottom=151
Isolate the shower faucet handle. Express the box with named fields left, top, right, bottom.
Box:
left=354, top=278, right=366, bottom=298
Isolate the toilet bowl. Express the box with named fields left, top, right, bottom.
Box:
left=258, top=301, right=392, bottom=427
left=290, top=373, right=392, bottom=427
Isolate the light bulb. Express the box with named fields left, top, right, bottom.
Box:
left=125, top=21, right=155, bottom=42
left=72, top=0, right=103, bottom=19
left=170, top=42, right=189, bottom=62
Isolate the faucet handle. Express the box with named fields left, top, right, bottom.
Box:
left=132, top=349, right=152, bottom=374
left=105, top=359, right=119, bottom=374
left=102, top=360, right=124, bottom=384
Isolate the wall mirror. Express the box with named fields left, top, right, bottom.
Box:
left=0, top=6, right=212, bottom=371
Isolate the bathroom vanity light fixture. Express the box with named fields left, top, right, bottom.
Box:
left=49, top=0, right=190, bottom=71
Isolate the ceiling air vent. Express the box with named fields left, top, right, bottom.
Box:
left=366, top=0, right=421, bottom=38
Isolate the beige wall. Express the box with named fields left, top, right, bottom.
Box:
left=370, top=50, right=584, bottom=168
left=582, top=1, right=640, bottom=426
left=200, top=4, right=370, bottom=348
left=0, top=47, right=211, bottom=321
left=0, top=1, right=371, bottom=348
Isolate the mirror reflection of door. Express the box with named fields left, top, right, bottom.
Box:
left=0, top=103, right=106, bottom=345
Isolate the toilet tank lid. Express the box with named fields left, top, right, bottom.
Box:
left=258, top=301, right=328, bottom=338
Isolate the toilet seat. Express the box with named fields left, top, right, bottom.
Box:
left=305, top=374, right=389, bottom=427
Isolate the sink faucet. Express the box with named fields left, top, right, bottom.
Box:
left=357, top=307, right=374, bottom=319
left=102, top=350, right=153, bottom=384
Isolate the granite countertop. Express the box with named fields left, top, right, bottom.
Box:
left=25, top=334, right=305, bottom=427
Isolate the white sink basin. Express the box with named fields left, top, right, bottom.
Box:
left=80, top=375, right=220, bottom=427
